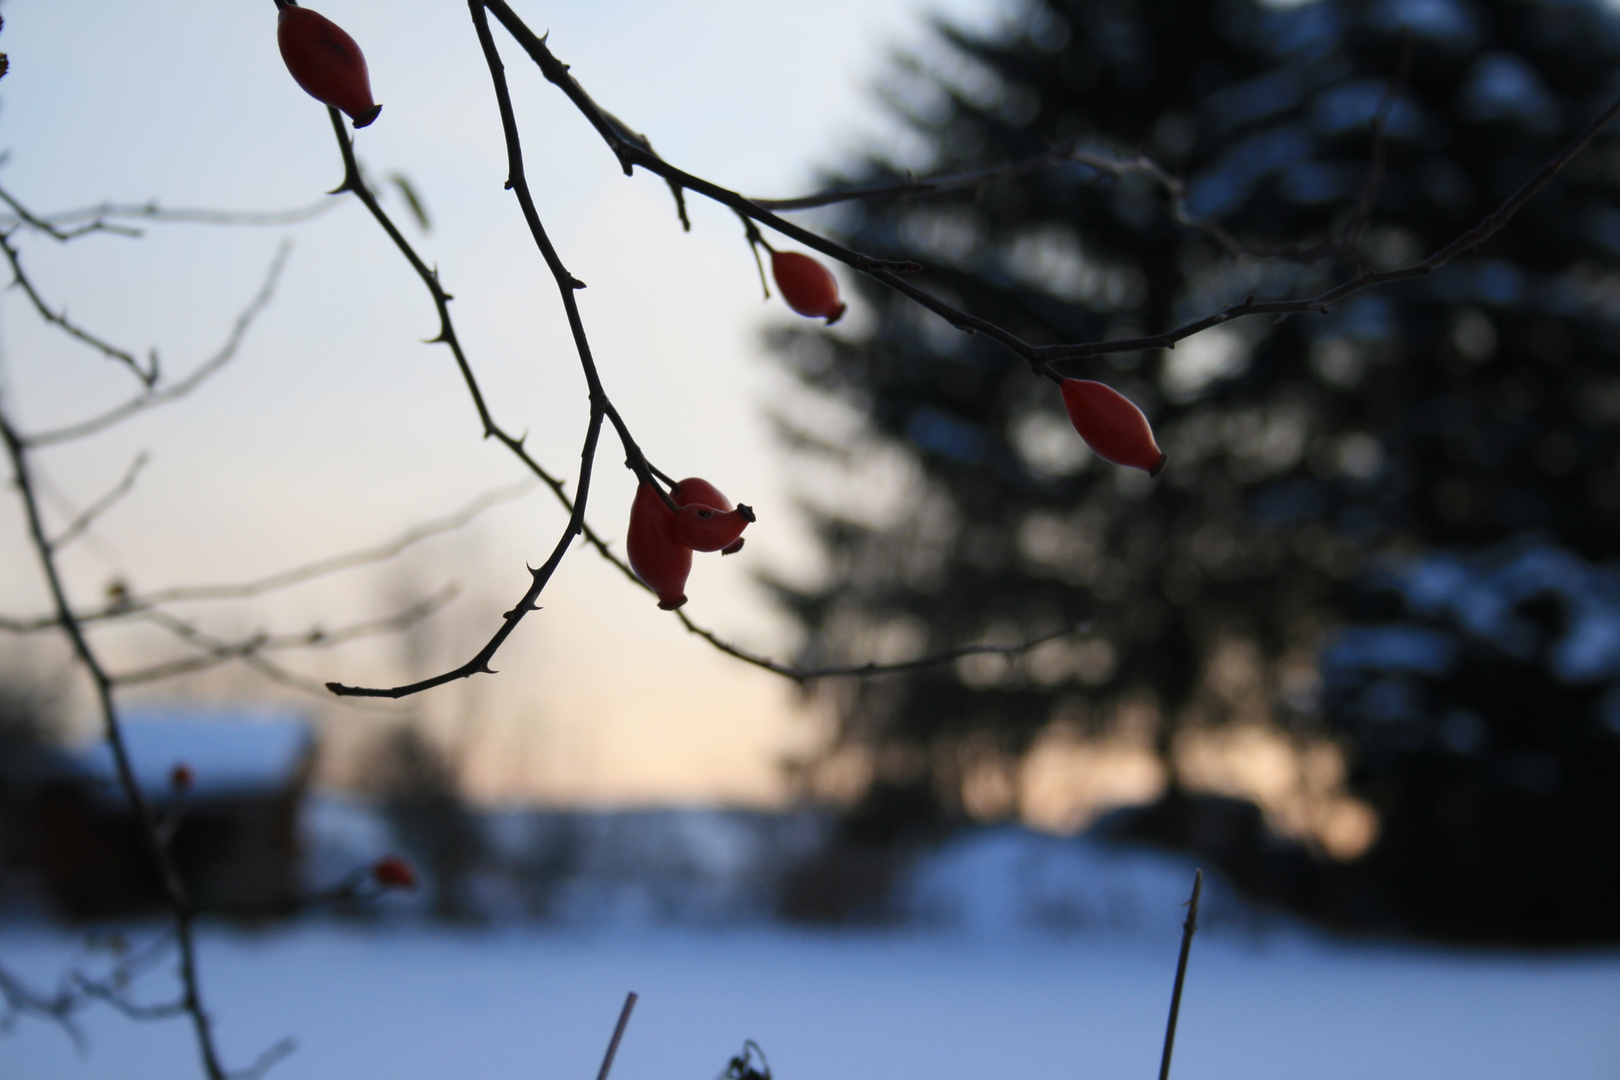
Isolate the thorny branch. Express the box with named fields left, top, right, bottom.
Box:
left=319, top=84, right=605, bottom=699
left=323, top=2, right=1620, bottom=698
left=318, top=5, right=1100, bottom=697
left=490, top=2, right=1620, bottom=377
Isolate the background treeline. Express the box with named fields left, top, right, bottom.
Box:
left=772, top=0, right=1620, bottom=943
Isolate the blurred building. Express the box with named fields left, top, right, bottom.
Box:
left=32, top=710, right=315, bottom=920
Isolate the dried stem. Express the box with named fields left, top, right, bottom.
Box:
left=597, top=992, right=638, bottom=1080
left=1157, top=869, right=1203, bottom=1080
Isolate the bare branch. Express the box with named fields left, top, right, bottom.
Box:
left=28, top=242, right=291, bottom=447
left=49, top=452, right=148, bottom=552
left=0, top=228, right=157, bottom=386
left=328, top=4, right=1620, bottom=699
left=110, top=588, right=458, bottom=691
left=228, top=1037, right=298, bottom=1080
left=123, top=481, right=524, bottom=607
left=0, top=962, right=85, bottom=1048
left=0, top=479, right=527, bottom=633
left=73, top=976, right=187, bottom=1022
left=2, top=196, right=338, bottom=238
left=1338, top=30, right=1415, bottom=257
left=754, top=146, right=1251, bottom=258
left=675, top=615, right=1090, bottom=683
left=0, top=403, right=230, bottom=1079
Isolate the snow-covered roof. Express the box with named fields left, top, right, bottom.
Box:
left=73, top=708, right=314, bottom=800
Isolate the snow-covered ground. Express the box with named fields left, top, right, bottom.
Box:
left=1, top=918, right=1615, bottom=1080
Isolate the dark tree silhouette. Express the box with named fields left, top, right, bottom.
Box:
left=773, top=0, right=1620, bottom=939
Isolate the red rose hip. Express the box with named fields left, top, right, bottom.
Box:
left=671, top=477, right=751, bottom=555
left=1059, top=379, right=1167, bottom=475
left=771, top=251, right=846, bottom=324
left=627, top=482, right=692, bottom=609
left=276, top=2, right=382, bottom=128
left=673, top=503, right=753, bottom=553
left=372, top=855, right=416, bottom=889
left=670, top=477, right=732, bottom=512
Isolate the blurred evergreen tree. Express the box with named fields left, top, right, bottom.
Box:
left=772, top=0, right=1620, bottom=938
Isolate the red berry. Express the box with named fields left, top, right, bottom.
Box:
left=627, top=482, right=692, bottom=609
left=277, top=4, right=382, bottom=128
left=372, top=855, right=416, bottom=889
left=670, top=477, right=751, bottom=554
left=673, top=503, right=753, bottom=553
left=169, top=763, right=193, bottom=794
left=771, top=251, right=846, bottom=324
left=1058, top=379, right=1167, bottom=475
left=670, top=477, right=733, bottom=512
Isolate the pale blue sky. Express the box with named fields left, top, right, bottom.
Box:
left=0, top=0, right=1003, bottom=804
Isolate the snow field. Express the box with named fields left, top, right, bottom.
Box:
left=1, top=922, right=1615, bottom=1080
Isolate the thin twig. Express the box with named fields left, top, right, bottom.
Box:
left=1158, top=869, right=1203, bottom=1080
left=27, top=243, right=291, bottom=447
left=0, top=195, right=337, bottom=238
left=73, top=978, right=188, bottom=1021
left=0, top=962, right=85, bottom=1048
left=228, top=1036, right=298, bottom=1080
left=0, top=480, right=525, bottom=633
left=1338, top=29, right=1416, bottom=258
left=49, top=452, right=148, bottom=551
left=596, top=992, right=638, bottom=1080
left=675, top=614, right=1089, bottom=683
left=755, top=146, right=1250, bottom=258
left=0, top=228, right=157, bottom=386
left=111, top=588, right=457, bottom=689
